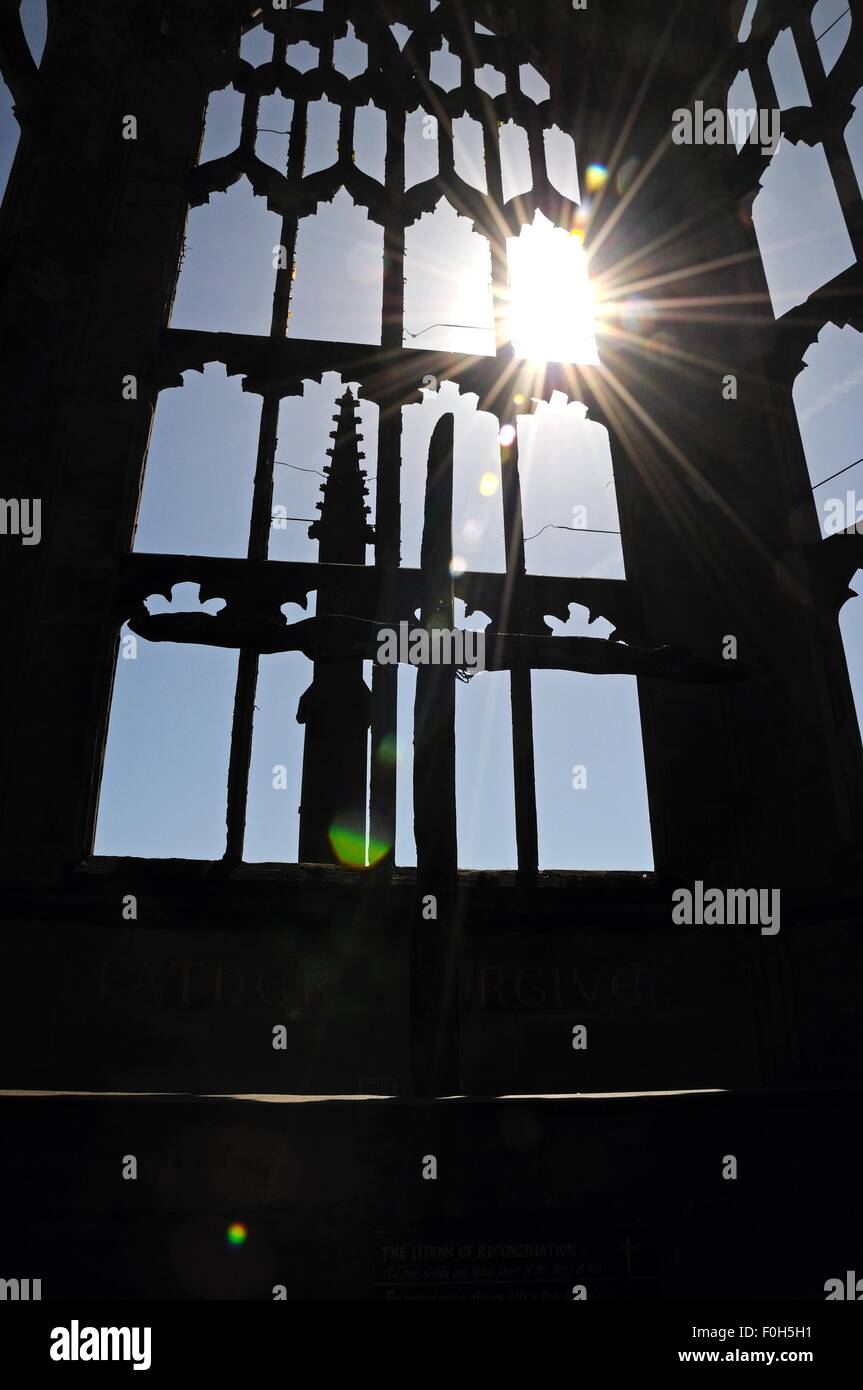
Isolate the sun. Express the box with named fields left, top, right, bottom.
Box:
left=505, top=213, right=600, bottom=366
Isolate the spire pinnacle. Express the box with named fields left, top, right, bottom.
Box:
left=308, top=388, right=374, bottom=564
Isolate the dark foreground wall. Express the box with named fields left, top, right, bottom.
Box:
left=1, top=1088, right=859, bottom=1300
left=1, top=875, right=862, bottom=1097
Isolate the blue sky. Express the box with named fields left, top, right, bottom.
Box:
left=3, top=0, right=860, bottom=867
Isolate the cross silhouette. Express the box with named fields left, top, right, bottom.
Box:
left=619, top=1235, right=637, bottom=1278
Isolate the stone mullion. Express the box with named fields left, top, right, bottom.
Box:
left=368, top=106, right=406, bottom=874
left=482, top=116, right=539, bottom=882
left=224, top=79, right=309, bottom=864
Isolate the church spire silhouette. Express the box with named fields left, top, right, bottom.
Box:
left=296, top=388, right=374, bottom=865
left=308, top=388, right=374, bottom=564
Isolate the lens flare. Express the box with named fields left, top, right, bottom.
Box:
left=375, top=734, right=397, bottom=768
left=618, top=295, right=657, bottom=336
left=616, top=157, right=640, bottom=196
left=329, top=822, right=390, bottom=867
left=497, top=426, right=516, bottom=449
left=585, top=163, right=608, bottom=192
left=226, top=1222, right=248, bottom=1246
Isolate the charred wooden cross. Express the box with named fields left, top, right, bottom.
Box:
left=130, top=604, right=740, bottom=683
left=129, top=410, right=744, bottom=885
left=130, top=415, right=743, bottom=687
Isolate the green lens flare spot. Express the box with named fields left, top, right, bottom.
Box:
left=376, top=734, right=397, bottom=768
left=366, top=836, right=390, bottom=867
left=328, top=824, right=391, bottom=868
left=328, top=825, right=365, bottom=866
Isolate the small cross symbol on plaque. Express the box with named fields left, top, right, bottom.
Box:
left=619, top=1235, right=637, bottom=1277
